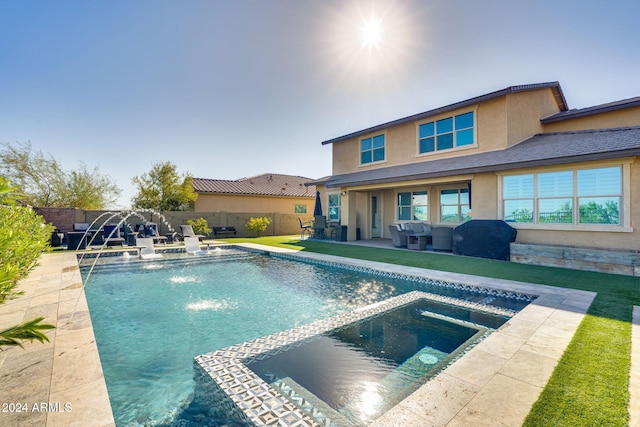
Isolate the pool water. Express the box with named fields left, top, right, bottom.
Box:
left=247, top=299, right=491, bottom=425
left=82, top=249, right=528, bottom=426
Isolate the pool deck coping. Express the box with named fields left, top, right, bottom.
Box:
left=0, top=243, right=636, bottom=426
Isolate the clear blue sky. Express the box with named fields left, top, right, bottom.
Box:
left=2, top=0, right=639, bottom=208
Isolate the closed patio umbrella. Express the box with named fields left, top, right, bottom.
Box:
left=313, top=191, right=323, bottom=216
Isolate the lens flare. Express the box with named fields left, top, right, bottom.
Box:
left=361, top=18, right=382, bottom=48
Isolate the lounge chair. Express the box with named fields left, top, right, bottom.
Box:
left=137, top=222, right=167, bottom=244
left=298, top=217, right=312, bottom=239
left=184, top=236, right=209, bottom=255
left=180, top=225, right=205, bottom=242
left=103, top=224, right=125, bottom=247
left=136, top=237, right=163, bottom=259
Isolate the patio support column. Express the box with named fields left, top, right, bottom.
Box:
left=344, top=190, right=358, bottom=241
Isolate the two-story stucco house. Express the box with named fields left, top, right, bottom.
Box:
left=310, top=82, right=640, bottom=270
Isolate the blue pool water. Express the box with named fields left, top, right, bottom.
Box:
left=82, top=249, right=529, bottom=426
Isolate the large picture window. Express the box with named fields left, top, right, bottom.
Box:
left=419, top=111, right=474, bottom=154
left=440, top=188, right=471, bottom=223
left=503, top=166, right=621, bottom=225
left=397, top=191, right=428, bottom=221
left=361, top=134, right=385, bottom=164
left=328, top=193, right=341, bottom=222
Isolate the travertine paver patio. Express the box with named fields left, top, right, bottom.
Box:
left=0, top=245, right=637, bottom=426
left=0, top=252, right=113, bottom=427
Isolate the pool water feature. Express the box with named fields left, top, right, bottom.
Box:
left=81, top=247, right=534, bottom=426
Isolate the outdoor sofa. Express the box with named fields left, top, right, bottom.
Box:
left=388, top=222, right=432, bottom=248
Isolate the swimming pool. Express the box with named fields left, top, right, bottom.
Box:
left=81, top=247, right=534, bottom=426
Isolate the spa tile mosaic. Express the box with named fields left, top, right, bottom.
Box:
left=194, top=290, right=517, bottom=426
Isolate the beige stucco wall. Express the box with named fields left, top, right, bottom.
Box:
left=194, top=193, right=315, bottom=215
left=542, top=105, right=640, bottom=133
left=468, top=173, right=499, bottom=219
left=506, top=89, right=561, bottom=146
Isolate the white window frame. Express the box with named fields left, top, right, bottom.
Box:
left=498, top=161, right=632, bottom=232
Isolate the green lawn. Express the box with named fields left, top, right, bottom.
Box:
left=225, top=235, right=640, bottom=426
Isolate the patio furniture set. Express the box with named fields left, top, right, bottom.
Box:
left=388, top=220, right=517, bottom=260
left=388, top=222, right=454, bottom=252
left=298, top=216, right=341, bottom=240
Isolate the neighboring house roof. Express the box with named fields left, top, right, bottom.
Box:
left=542, top=96, right=640, bottom=123
left=193, top=173, right=316, bottom=198
left=321, top=82, right=568, bottom=145
left=313, top=127, right=640, bottom=188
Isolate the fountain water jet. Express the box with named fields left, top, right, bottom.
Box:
left=67, top=209, right=171, bottom=324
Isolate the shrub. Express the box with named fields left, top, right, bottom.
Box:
left=0, top=177, right=55, bottom=348
left=187, top=217, right=212, bottom=237
left=246, top=217, right=271, bottom=237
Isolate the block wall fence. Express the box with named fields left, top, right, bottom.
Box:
left=34, top=207, right=310, bottom=238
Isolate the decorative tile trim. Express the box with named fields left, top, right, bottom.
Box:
left=194, top=290, right=513, bottom=426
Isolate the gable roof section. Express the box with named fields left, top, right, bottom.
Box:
left=193, top=173, right=316, bottom=198
left=315, top=127, right=640, bottom=188
left=542, top=96, right=640, bottom=123
left=321, top=82, right=568, bottom=145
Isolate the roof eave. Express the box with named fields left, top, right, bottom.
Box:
left=542, top=97, right=640, bottom=124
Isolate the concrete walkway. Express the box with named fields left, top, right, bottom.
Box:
left=0, top=243, right=637, bottom=426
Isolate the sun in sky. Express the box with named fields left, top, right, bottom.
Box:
left=325, top=2, right=416, bottom=70
left=360, top=17, right=383, bottom=49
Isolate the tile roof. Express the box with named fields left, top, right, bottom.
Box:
left=541, top=96, right=640, bottom=123
left=315, top=126, right=640, bottom=188
left=193, top=173, right=316, bottom=198
left=321, top=82, right=568, bottom=145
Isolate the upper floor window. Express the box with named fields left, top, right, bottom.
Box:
left=328, top=193, right=341, bottom=221
left=502, top=166, right=621, bottom=225
left=397, top=191, right=428, bottom=221
left=419, top=111, right=474, bottom=154
left=440, top=188, right=471, bottom=223
left=361, top=134, right=385, bottom=164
